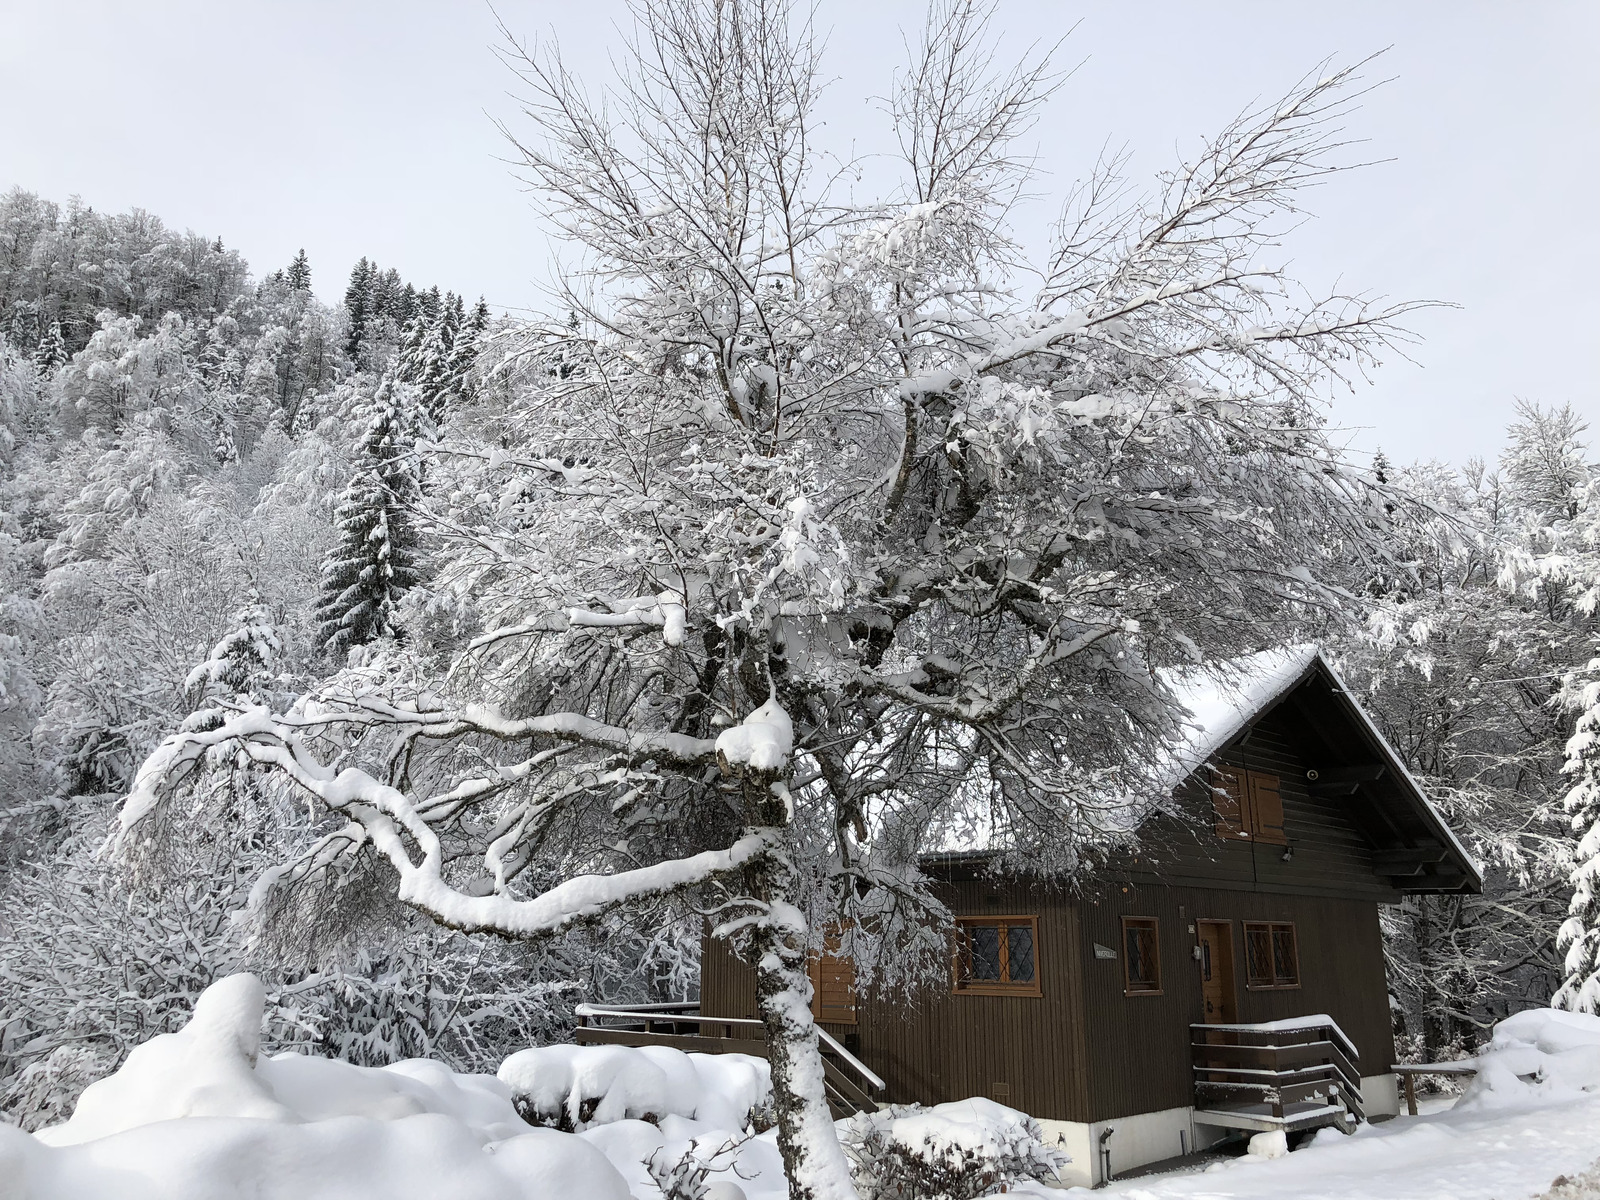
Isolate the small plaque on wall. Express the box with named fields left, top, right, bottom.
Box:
left=1093, top=943, right=1117, bottom=960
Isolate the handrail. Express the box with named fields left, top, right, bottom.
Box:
left=575, top=1001, right=702, bottom=1016
left=574, top=1002, right=887, bottom=1093
left=1192, top=1039, right=1361, bottom=1091
left=1191, top=1016, right=1359, bottom=1062
left=1391, top=1060, right=1478, bottom=1075
left=1192, top=1015, right=1363, bottom=1126
left=815, top=1029, right=886, bottom=1093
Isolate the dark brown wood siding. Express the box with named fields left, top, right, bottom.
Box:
left=1074, top=882, right=1393, bottom=1121
left=699, top=876, right=1392, bottom=1123
left=702, top=879, right=1092, bottom=1122
left=1133, top=707, right=1404, bottom=904
left=699, top=699, right=1405, bottom=1123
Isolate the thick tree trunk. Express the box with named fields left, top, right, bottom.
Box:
left=751, top=891, right=858, bottom=1200
left=740, top=770, right=857, bottom=1200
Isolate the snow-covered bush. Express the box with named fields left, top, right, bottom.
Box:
left=0, top=1046, right=110, bottom=1131
left=7, top=973, right=633, bottom=1200
left=497, top=1043, right=772, bottom=1134
left=646, top=1136, right=748, bottom=1200
left=842, top=1099, right=1068, bottom=1199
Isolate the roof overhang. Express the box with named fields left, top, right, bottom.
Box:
left=917, top=647, right=1483, bottom=896
left=1200, top=650, right=1482, bottom=896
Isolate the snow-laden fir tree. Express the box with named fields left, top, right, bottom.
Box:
left=184, top=598, right=282, bottom=713
left=125, top=6, right=1433, bottom=1197
left=1556, top=651, right=1600, bottom=1013
left=313, top=375, right=423, bottom=655
left=32, top=319, right=66, bottom=375
left=342, top=258, right=375, bottom=364
left=1556, top=659, right=1600, bottom=1015
left=286, top=249, right=312, bottom=294
left=397, top=299, right=458, bottom=428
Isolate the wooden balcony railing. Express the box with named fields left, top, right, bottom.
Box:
left=574, top=1002, right=884, bottom=1117
left=1191, top=1016, right=1364, bottom=1133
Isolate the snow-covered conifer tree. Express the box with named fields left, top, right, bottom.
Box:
left=342, top=258, right=375, bottom=364
left=32, top=320, right=66, bottom=375
left=397, top=305, right=457, bottom=427
left=286, top=249, right=312, bottom=293
left=1556, top=653, right=1600, bottom=1013
left=313, top=375, right=423, bottom=654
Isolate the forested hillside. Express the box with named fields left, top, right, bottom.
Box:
left=0, top=187, right=690, bottom=1128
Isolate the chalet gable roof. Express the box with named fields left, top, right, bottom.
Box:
left=921, top=646, right=1483, bottom=896
left=1162, top=645, right=1482, bottom=896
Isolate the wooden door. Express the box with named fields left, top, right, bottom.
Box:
left=1197, top=920, right=1236, bottom=1024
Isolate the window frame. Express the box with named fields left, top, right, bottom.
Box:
left=951, top=914, right=1043, bottom=997
left=1121, top=915, right=1164, bottom=997
left=1243, top=920, right=1301, bottom=990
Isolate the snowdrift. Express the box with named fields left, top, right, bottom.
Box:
left=1455, top=1007, right=1600, bottom=1110
left=2, top=974, right=1066, bottom=1200
left=4, top=974, right=629, bottom=1200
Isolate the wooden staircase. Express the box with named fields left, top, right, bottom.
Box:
left=574, top=1002, right=883, bottom=1118
left=1190, top=1016, right=1364, bottom=1135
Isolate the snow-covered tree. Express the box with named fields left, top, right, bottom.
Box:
left=1341, top=464, right=1571, bottom=1055
left=32, top=321, right=66, bottom=376
left=342, top=258, right=375, bottom=364
left=286, top=249, right=312, bottom=294
left=313, top=375, right=424, bottom=655
left=397, top=301, right=457, bottom=428
left=124, top=6, right=1431, bottom=1196
left=1556, top=652, right=1600, bottom=1013
left=1341, top=403, right=1600, bottom=1053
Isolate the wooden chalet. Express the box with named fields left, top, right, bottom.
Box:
left=578, top=646, right=1482, bottom=1187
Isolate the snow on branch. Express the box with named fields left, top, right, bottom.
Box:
left=120, top=705, right=763, bottom=940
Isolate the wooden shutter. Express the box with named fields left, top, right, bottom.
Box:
left=1249, top=772, right=1286, bottom=844
left=1211, top=766, right=1249, bottom=839
left=809, top=942, right=857, bottom=1025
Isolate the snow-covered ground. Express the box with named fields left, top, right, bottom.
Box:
left=1083, top=1007, right=1600, bottom=1200
left=1086, top=1095, right=1600, bottom=1200
left=3, top=976, right=1599, bottom=1200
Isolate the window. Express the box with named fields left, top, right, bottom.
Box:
left=953, top=916, right=1041, bottom=995
left=1211, top=767, right=1287, bottom=845
left=809, top=940, right=857, bottom=1025
left=1244, top=921, right=1300, bottom=989
left=1122, top=917, right=1162, bottom=995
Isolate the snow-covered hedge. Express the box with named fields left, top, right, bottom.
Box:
left=842, top=1098, right=1069, bottom=1199
left=4, top=974, right=629, bottom=1200
left=497, top=1042, right=772, bottom=1133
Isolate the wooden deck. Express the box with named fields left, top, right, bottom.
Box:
left=574, top=1003, right=884, bottom=1118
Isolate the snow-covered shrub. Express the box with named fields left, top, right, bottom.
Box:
left=497, top=1043, right=771, bottom=1134
left=842, top=1098, right=1068, bottom=1199
left=0, top=1046, right=110, bottom=1131
left=646, top=1136, right=746, bottom=1200
left=12, top=973, right=635, bottom=1200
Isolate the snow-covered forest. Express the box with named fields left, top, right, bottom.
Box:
left=1, top=1, right=1598, bottom=1197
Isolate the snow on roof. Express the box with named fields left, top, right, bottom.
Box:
left=1161, top=644, right=1479, bottom=886
left=1155, top=644, right=1320, bottom=792
left=922, top=643, right=1479, bottom=888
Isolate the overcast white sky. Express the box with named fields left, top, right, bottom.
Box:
left=1, top=1, right=1595, bottom=465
